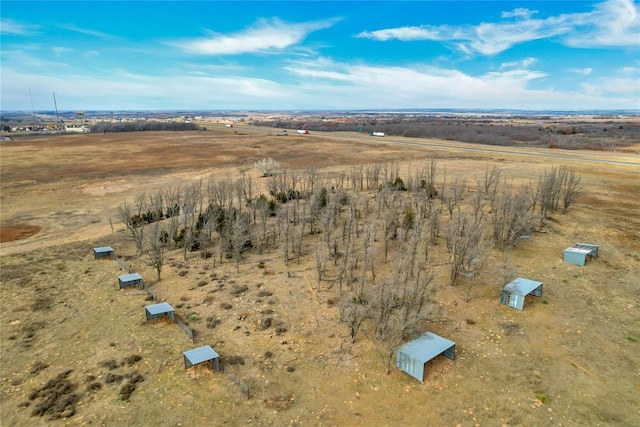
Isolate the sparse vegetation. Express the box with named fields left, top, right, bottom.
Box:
left=2, top=124, right=638, bottom=426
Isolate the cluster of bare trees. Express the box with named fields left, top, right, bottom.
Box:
left=116, top=159, right=583, bottom=370
left=90, top=121, right=200, bottom=133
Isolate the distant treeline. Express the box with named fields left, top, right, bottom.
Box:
left=252, top=118, right=639, bottom=150
left=90, top=121, right=201, bottom=133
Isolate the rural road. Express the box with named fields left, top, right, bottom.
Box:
left=247, top=125, right=640, bottom=167
left=315, top=132, right=640, bottom=167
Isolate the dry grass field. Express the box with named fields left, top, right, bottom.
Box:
left=1, top=126, right=639, bottom=426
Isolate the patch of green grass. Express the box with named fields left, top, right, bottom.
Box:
left=542, top=300, right=549, bottom=304
left=187, top=313, right=200, bottom=323
left=562, top=277, right=569, bottom=283
left=536, top=394, right=549, bottom=404
left=627, top=336, right=638, bottom=343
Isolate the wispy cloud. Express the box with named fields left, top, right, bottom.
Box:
left=356, top=0, right=640, bottom=55
left=52, top=46, right=73, bottom=57
left=2, top=55, right=636, bottom=110
left=570, top=67, right=593, bottom=75
left=173, top=17, right=338, bottom=55
left=564, top=0, right=640, bottom=47
left=500, top=57, right=537, bottom=70
left=1, top=18, right=38, bottom=35
left=283, top=57, right=551, bottom=108
left=59, top=24, right=115, bottom=39
left=501, top=8, right=538, bottom=19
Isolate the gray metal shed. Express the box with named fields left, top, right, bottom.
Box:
left=396, top=332, right=456, bottom=382
left=145, top=302, right=175, bottom=322
left=118, top=273, right=143, bottom=290
left=500, top=277, right=543, bottom=311
left=93, top=246, right=115, bottom=260
left=563, top=243, right=599, bottom=266
left=183, top=345, right=220, bottom=372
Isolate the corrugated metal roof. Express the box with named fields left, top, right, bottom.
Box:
left=565, top=247, right=592, bottom=255
left=502, top=277, right=543, bottom=296
left=397, top=332, right=455, bottom=364
left=183, top=345, right=219, bottom=365
left=118, top=273, right=142, bottom=282
left=145, top=302, right=174, bottom=315
left=572, top=243, right=598, bottom=254
left=93, top=246, right=114, bottom=253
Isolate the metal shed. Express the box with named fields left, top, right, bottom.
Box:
left=183, top=345, right=220, bottom=372
left=563, top=243, right=599, bottom=266
left=117, top=273, right=143, bottom=290
left=500, top=277, right=543, bottom=311
left=93, top=246, right=115, bottom=260
left=396, top=332, right=456, bottom=382
left=145, top=302, right=175, bottom=322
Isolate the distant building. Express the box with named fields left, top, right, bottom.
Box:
left=500, top=277, right=543, bottom=311
left=118, top=273, right=144, bottom=290
left=563, top=243, right=599, bottom=266
left=396, top=332, right=456, bottom=382
left=65, top=126, right=89, bottom=133
left=183, top=345, right=220, bottom=372
left=93, top=246, right=115, bottom=260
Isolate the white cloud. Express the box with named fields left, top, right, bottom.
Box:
left=356, top=0, right=640, bottom=55
left=356, top=26, right=449, bottom=42
left=1, top=18, right=38, bottom=35
left=1, top=49, right=71, bottom=70
left=174, top=17, right=338, bottom=55
left=52, top=46, right=73, bottom=56
left=283, top=58, right=552, bottom=108
left=570, top=67, right=593, bottom=75
left=564, top=0, right=640, bottom=47
left=2, top=53, right=636, bottom=110
left=501, top=8, right=538, bottom=19
left=500, top=57, right=538, bottom=70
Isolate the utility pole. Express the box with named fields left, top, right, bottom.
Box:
left=52, top=92, right=60, bottom=124
left=29, top=88, right=35, bottom=115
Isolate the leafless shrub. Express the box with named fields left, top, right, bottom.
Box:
left=255, top=157, right=281, bottom=177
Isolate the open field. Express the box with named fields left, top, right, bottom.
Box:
left=1, top=126, right=640, bottom=426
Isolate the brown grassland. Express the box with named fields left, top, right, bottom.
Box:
left=1, top=126, right=639, bottom=426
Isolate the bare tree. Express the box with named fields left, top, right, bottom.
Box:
left=315, top=246, right=328, bottom=284
left=230, top=211, right=251, bottom=273
left=561, top=168, right=583, bottom=213
left=491, top=184, right=533, bottom=249
left=482, top=165, right=502, bottom=207
left=537, top=166, right=565, bottom=226
left=144, top=222, right=167, bottom=282
left=446, top=211, right=483, bottom=286
left=163, top=186, right=181, bottom=248
left=255, top=157, right=281, bottom=177
left=374, top=253, right=435, bottom=373
left=180, top=182, right=200, bottom=260
left=340, top=218, right=378, bottom=343
left=116, top=200, right=145, bottom=254
left=442, top=176, right=466, bottom=217
left=278, top=206, right=291, bottom=266
left=255, top=194, right=272, bottom=251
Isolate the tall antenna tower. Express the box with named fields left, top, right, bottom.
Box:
left=52, top=92, right=60, bottom=124
left=29, top=88, right=35, bottom=115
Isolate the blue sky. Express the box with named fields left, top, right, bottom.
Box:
left=1, top=0, right=639, bottom=111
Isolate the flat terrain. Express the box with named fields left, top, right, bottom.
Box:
left=1, top=126, right=639, bottom=426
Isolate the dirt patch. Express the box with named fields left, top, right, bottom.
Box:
left=0, top=224, right=41, bottom=242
